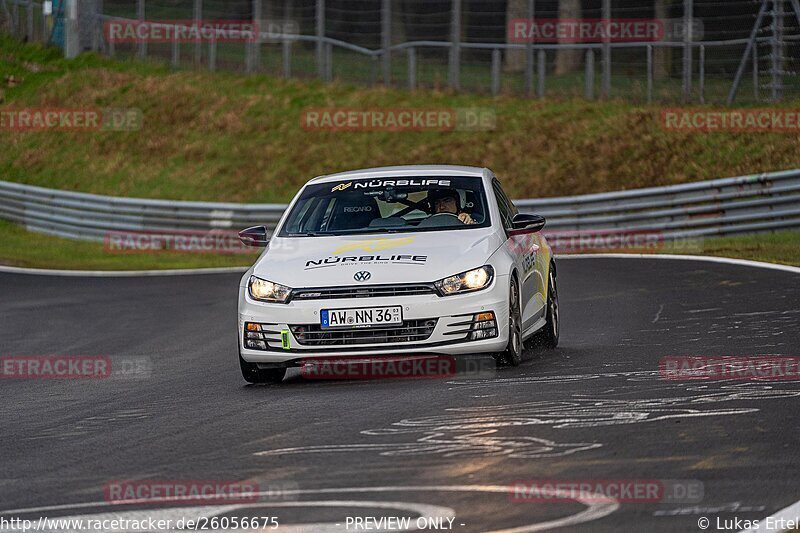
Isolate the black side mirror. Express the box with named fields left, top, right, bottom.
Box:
left=238, top=226, right=270, bottom=247
left=509, top=213, right=546, bottom=235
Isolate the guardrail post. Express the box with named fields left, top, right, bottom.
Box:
left=537, top=49, right=545, bottom=98
left=646, top=45, right=653, bottom=103
left=282, top=38, right=291, bottom=77
left=682, top=0, right=693, bottom=102
left=193, top=0, right=202, bottom=64
left=407, top=47, right=416, bottom=90
left=316, top=0, right=325, bottom=79
left=136, top=0, right=146, bottom=59
left=585, top=49, right=594, bottom=100
left=381, top=0, right=390, bottom=85
left=449, top=0, right=461, bottom=90
left=491, top=48, right=501, bottom=96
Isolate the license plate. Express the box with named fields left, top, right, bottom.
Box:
left=321, top=306, right=402, bottom=328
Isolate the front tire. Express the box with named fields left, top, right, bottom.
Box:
left=497, top=276, right=523, bottom=367
left=239, top=353, right=286, bottom=384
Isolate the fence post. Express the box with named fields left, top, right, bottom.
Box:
left=646, top=45, right=653, bottom=103
left=585, top=49, right=594, bottom=100
left=449, top=0, right=461, bottom=90
left=26, top=0, right=33, bottom=41
left=251, top=0, right=261, bottom=73
left=525, top=0, right=534, bottom=96
left=325, top=42, right=332, bottom=81
left=753, top=43, right=759, bottom=101
left=209, top=34, right=217, bottom=71
left=381, top=0, right=390, bottom=85
left=193, top=0, right=202, bottom=64
left=171, top=27, right=179, bottom=68
left=771, top=0, right=784, bottom=101
left=92, top=0, right=103, bottom=52
left=407, top=46, right=416, bottom=90
left=316, top=0, right=325, bottom=79
left=537, top=49, right=545, bottom=98
left=682, top=0, right=693, bottom=102
left=137, top=0, right=146, bottom=59
left=11, top=1, right=18, bottom=36
left=491, top=48, right=501, bottom=95
left=41, top=0, right=48, bottom=44
left=601, top=0, right=611, bottom=98
left=699, top=44, right=705, bottom=104
left=282, top=38, right=291, bottom=77
left=64, top=0, right=79, bottom=58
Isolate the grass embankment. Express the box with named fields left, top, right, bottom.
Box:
left=1, top=35, right=799, bottom=270
left=3, top=35, right=800, bottom=203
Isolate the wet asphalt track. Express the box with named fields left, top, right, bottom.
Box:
left=1, top=256, right=799, bottom=532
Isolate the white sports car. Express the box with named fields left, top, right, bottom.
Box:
left=236, top=165, right=559, bottom=383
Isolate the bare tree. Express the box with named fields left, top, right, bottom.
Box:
left=653, top=0, right=672, bottom=79
left=504, top=0, right=527, bottom=72
left=555, top=0, right=582, bottom=74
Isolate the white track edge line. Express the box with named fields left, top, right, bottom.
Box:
left=740, top=497, right=800, bottom=532
left=555, top=253, right=800, bottom=274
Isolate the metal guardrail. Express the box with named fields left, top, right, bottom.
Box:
left=1, top=169, right=799, bottom=242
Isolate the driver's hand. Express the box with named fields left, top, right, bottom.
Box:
left=458, top=212, right=474, bottom=224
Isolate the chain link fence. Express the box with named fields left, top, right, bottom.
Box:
left=2, top=0, right=800, bottom=104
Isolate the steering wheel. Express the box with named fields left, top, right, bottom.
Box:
left=429, top=212, right=461, bottom=220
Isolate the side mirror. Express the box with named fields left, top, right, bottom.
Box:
left=509, top=213, right=546, bottom=235
left=238, top=226, right=270, bottom=247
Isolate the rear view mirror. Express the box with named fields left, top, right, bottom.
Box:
left=238, top=226, right=270, bottom=247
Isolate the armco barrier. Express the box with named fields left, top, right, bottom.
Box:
left=0, top=169, right=799, bottom=242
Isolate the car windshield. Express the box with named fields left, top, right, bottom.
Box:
left=279, top=176, right=490, bottom=236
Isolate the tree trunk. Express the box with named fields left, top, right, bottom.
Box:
left=555, top=0, right=582, bottom=75
left=654, top=0, right=671, bottom=79
left=504, top=0, right=526, bottom=72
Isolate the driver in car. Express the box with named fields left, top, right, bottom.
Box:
left=430, top=189, right=475, bottom=224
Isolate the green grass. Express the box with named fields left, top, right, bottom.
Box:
left=0, top=219, right=256, bottom=270
left=1, top=219, right=798, bottom=271
left=4, top=35, right=800, bottom=204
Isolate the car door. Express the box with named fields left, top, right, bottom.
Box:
left=492, top=178, right=546, bottom=331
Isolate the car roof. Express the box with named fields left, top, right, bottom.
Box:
left=307, top=165, right=489, bottom=184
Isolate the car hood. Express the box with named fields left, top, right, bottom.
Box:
left=251, top=229, right=502, bottom=288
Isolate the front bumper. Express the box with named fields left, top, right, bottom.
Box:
left=238, top=275, right=510, bottom=363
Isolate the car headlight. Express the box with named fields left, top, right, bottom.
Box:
left=435, top=265, right=494, bottom=296
left=248, top=276, right=292, bottom=303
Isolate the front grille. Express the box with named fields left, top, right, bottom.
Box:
left=291, top=284, right=437, bottom=301
left=290, top=319, right=438, bottom=346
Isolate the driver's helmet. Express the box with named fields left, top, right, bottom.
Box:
left=427, top=188, right=461, bottom=213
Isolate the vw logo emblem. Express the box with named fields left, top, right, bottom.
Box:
left=354, top=271, right=371, bottom=282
